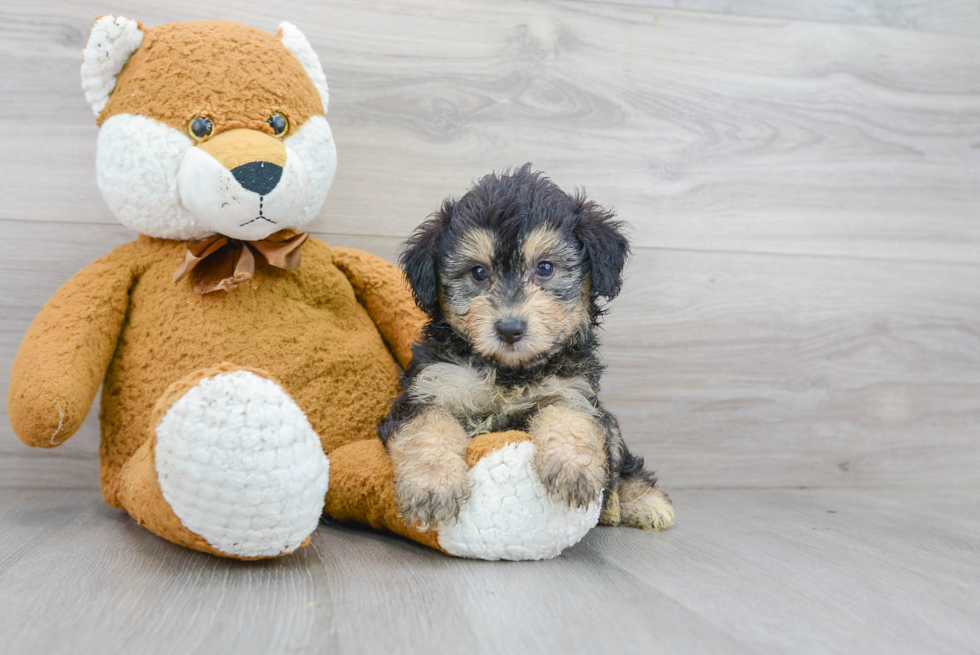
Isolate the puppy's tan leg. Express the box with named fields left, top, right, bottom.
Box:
left=611, top=477, right=675, bottom=530
left=388, top=407, right=471, bottom=530
left=599, top=488, right=622, bottom=526
left=528, top=404, right=607, bottom=509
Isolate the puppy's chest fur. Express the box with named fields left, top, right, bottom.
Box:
left=408, top=362, right=597, bottom=436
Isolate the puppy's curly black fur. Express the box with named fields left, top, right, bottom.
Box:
left=379, top=165, right=673, bottom=531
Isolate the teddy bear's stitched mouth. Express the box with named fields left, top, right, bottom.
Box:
left=240, top=216, right=278, bottom=227
left=238, top=196, right=279, bottom=228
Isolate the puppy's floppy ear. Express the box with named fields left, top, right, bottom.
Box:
left=573, top=195, right=630, bottom=300
left=400, top=200, right=451, bottom=318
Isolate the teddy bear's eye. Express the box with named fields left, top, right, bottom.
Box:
left=268, top=113, right=288, bottom=136
left=188, top=116, right=214, bottom=140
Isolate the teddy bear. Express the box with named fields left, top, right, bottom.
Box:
left=7, top=16, right=600, bottom=561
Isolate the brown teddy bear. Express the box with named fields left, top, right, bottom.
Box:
left=7, top=17, right=602, bottom=561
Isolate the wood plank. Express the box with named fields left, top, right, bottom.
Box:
left=1, top=487, right=977, bottom=654
left=2, top=3, right=978, bottom=489
left=2, top=220, right=978, bottom=489
left=0, top=488, right=754, bottom=655
left=1, top=0, right=979, bottom=263
left=602, top=247, right=980, bottom=489
left=584, top=487, right=980, bottom=654
left=576, top=0, right=980, bottom=37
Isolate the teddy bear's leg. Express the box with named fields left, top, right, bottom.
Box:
left=324, top=431, right=601, bottom=560
left=114, top=364, right=329, bottom=559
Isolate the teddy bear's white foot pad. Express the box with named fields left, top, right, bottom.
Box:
left=438, top=441, right=601, bottom=561
left=155, top=371, right=329, bottom=558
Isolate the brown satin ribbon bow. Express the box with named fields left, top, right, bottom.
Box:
left=173, top=231, right=310, bottom=294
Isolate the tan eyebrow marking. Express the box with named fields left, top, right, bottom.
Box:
left=455, top=228, right=496, bottom=266
left=522, top=225, right=566, bottom=268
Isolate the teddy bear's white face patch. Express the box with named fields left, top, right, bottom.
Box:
left=97, top=114, right=204, bottom=240
left=96, top=113, right=336, bottom=241
left=284, top=116, right=337, bottom=231
left=178, top=137, right=308, bottom=241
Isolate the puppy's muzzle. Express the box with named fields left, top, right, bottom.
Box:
left=495, top=317, right=526, bottom=344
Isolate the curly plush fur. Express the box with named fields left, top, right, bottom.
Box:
left=380, top=165, right=674, bottom=531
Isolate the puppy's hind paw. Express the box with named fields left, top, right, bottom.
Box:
left=394, top=467, right=471, bottom=531
left=619, top=481, right=674, bottom=531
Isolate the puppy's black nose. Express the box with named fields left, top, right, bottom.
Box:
left=231, top=161, right=283, bottom=196
left=496, top=318, right=526, bottom=344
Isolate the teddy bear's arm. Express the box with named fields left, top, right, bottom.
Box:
left=8, top=254, right=135, bottom=448
left=331, top=246, right=426, bottom=369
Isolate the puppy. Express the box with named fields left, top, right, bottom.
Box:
left=380, top=165, right=674, bottom=532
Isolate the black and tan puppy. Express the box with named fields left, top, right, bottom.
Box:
left=380, top=165, right=674, bottom=532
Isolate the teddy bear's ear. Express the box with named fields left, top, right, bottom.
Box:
left=278, top=22, right=330, bottom=114
left=81, top=15, right=144, bottom=117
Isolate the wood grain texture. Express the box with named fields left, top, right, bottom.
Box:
left=578, top=0, right=980, bottom=37
left=1, top=487, right=977, bottom=654
left=2, top=0, right=979, bottom=262
left=1, top=0, right=979, bottom=490
left=2, top=221, right=977, bottom=489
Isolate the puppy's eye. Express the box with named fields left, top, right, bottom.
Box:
left=471, top=266, right=489, bottom=283
left=188, top=116, right=214, bottom=141
left=268, top=113, right=288, bottom=136
left=536, top=261, right=555, bottom=278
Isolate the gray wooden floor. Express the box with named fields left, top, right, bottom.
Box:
left=2, top=0, right=979, bottom=653
left=2, top=487, right=979, bottom=654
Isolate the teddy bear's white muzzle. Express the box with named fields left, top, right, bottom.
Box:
left=178, top=143, right=310, bottom=241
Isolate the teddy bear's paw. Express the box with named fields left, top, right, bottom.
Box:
left=436, top=439, right=601, bottom=561
left=154, top=370, right=329, bottom=558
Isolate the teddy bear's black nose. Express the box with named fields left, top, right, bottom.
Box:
left=231, top=161, right=283, bottom=196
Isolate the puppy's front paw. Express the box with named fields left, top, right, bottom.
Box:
left=394, top=464, right=471, bottom=530
left=529, top=405, right=607, bottom=509
left=532, top=447, right=606, bottom=509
